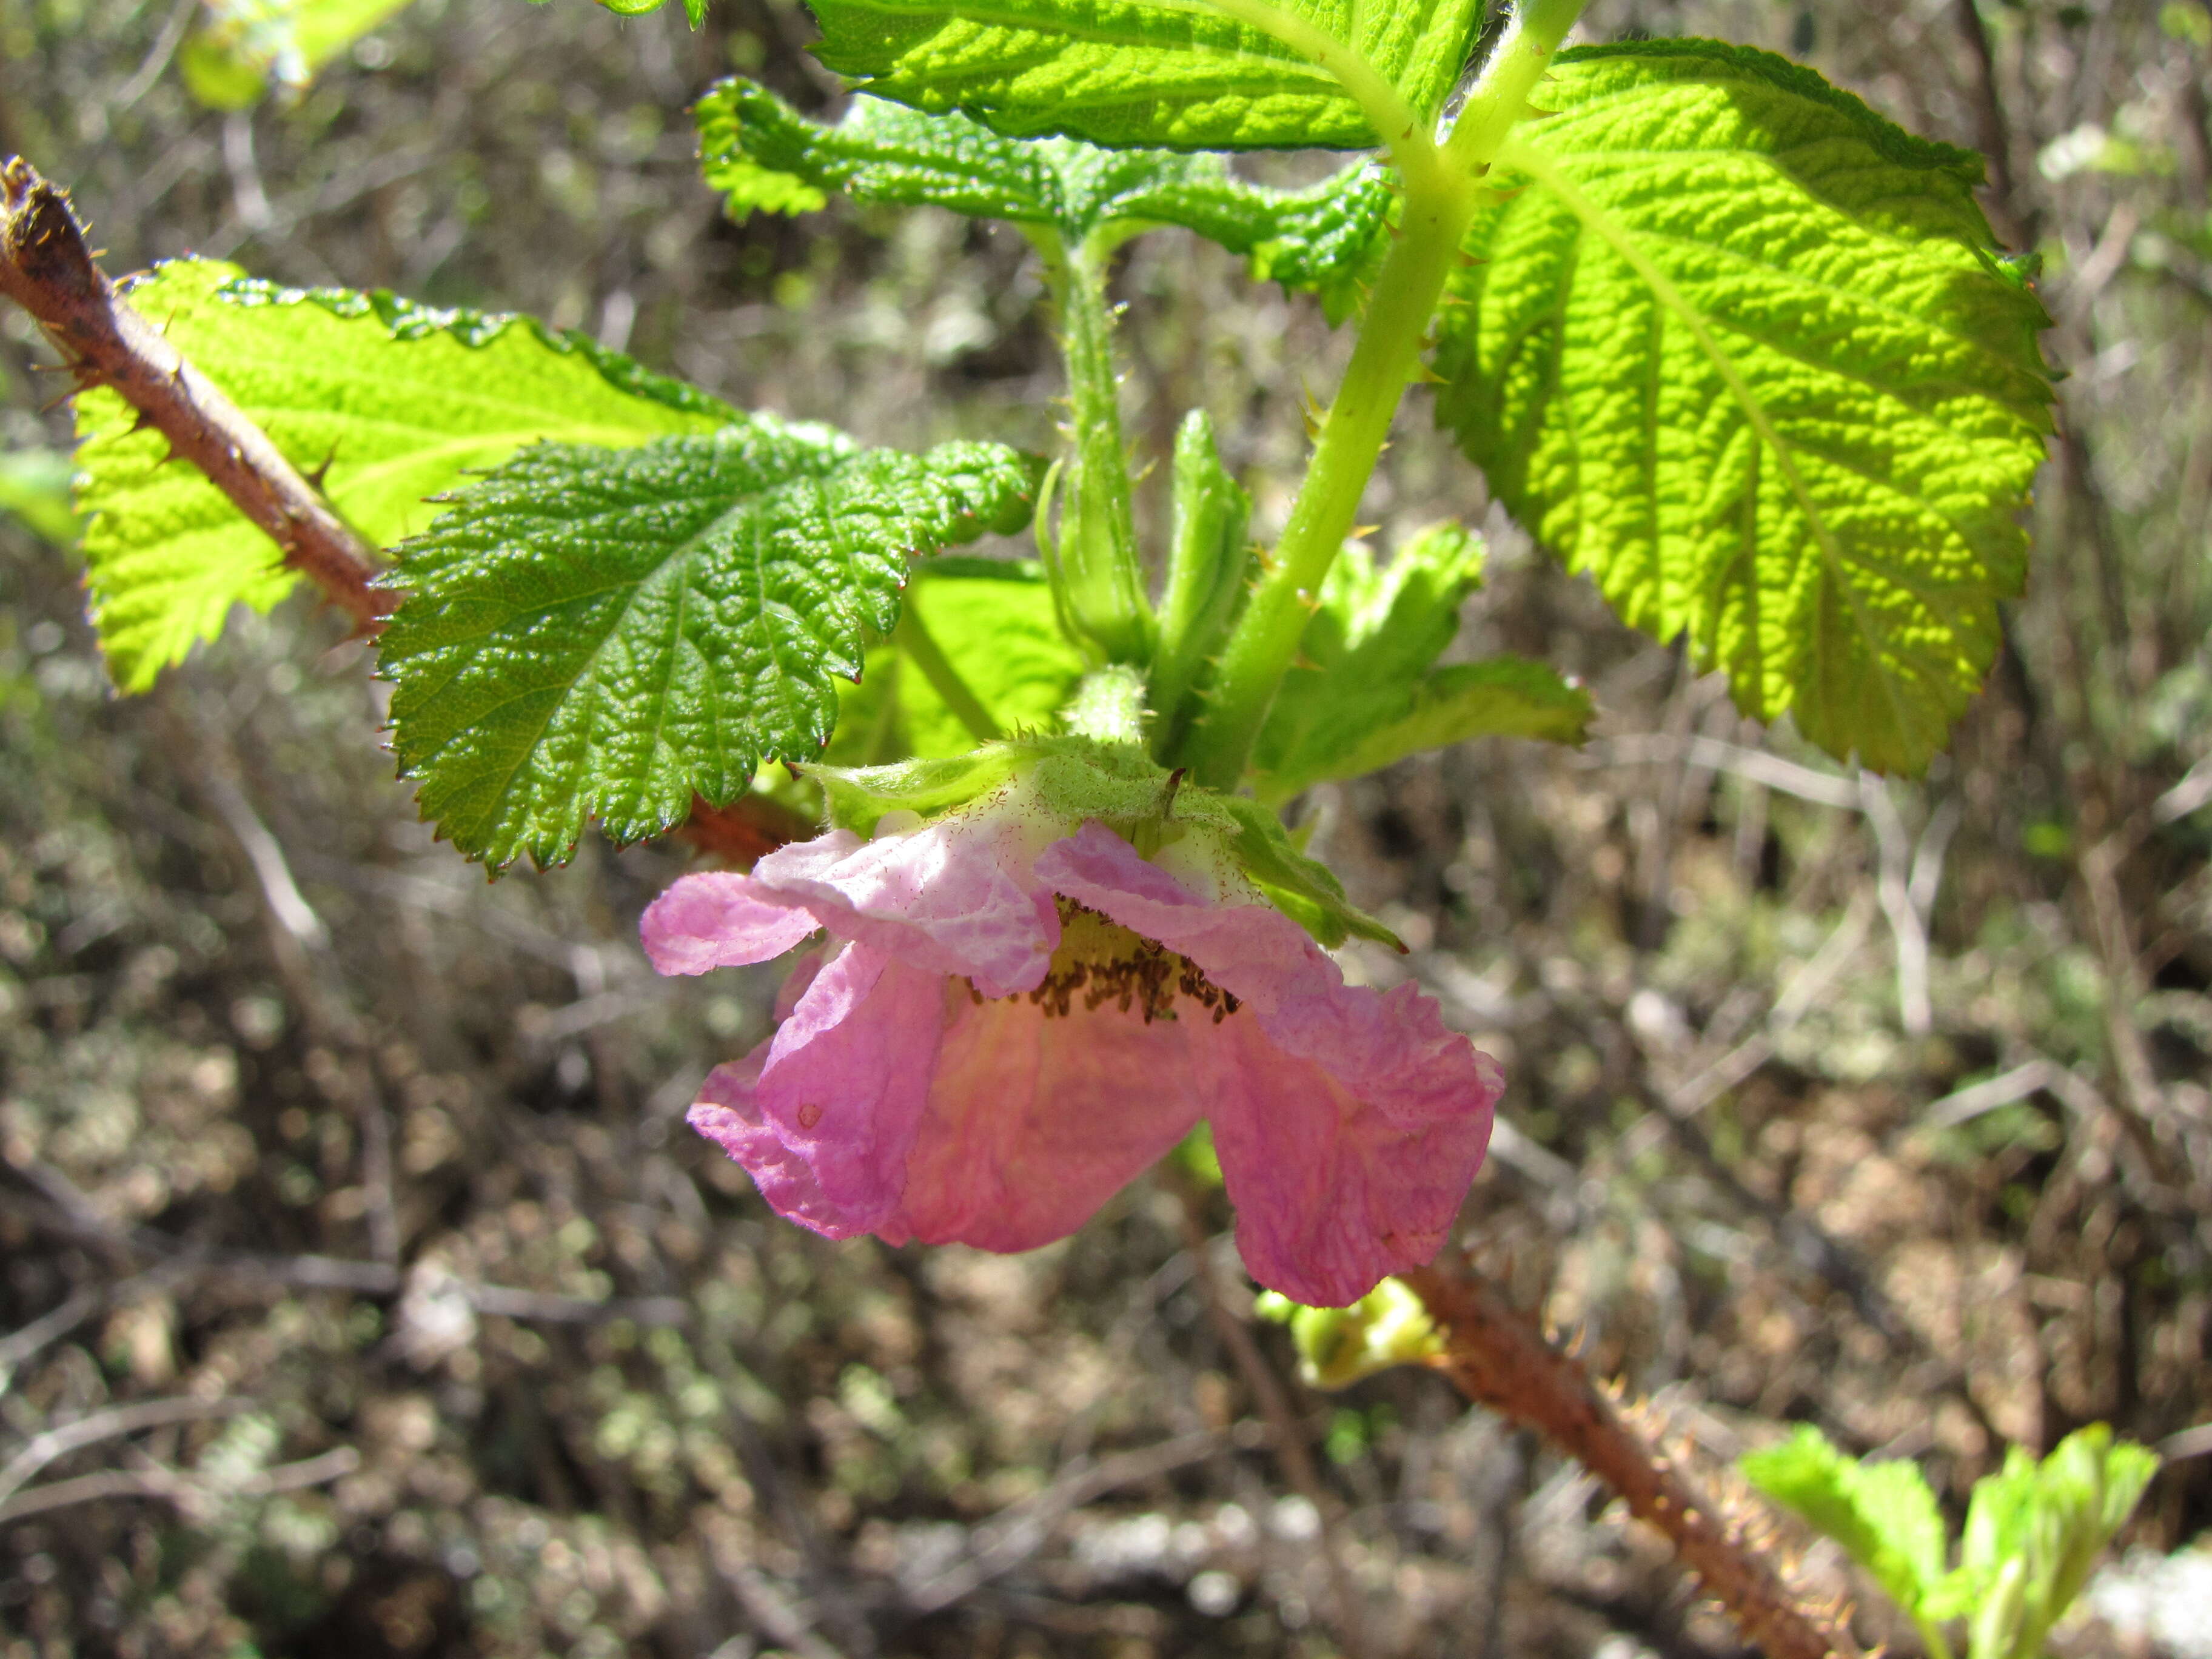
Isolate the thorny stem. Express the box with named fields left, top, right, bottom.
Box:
left=0, top=155, right=392, bottom=629
left=0, top=155, right=806, bottom=868
left=1399, top=1264, right=1861, bottom=1659
left=1184, top=0, right=1586, bottom=788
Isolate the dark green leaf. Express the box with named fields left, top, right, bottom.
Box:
left=378, top=419, right=1040, bottom=868
left=697, top=78, right=1390, bottom=293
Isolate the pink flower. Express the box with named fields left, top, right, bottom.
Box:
left=643, top=806, right=1501, bottom=1307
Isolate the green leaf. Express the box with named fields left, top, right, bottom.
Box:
left=805, top=0, right=1482, bottom=151
left=826, top=558, right=1088, bottom=765
left=1740, top=1425, right=1951, bottom=1618
left=0, top=448, right=79, bottom=546
left=378, top=420, right=1041, bottom=868
left=72, top=259, right=731, bottom=691
left=1248, top=523, right=1588, bottom=803
left=1433, top=39, right=2054, bottom=774
left=1946, top=1426, right=2159, bottom=1659
left=697, top=78, right=1391, bottom=293
left=1335, top=657, right=1595, bottom=778
left=179, top=0, right=419, bottom=109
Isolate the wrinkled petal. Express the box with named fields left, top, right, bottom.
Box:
left=739, top=943, right=950, bottom=1230
left=752, top=813, right=1060, bottom=997
left=641, top=871, right=820, bottom=975
left=1042, top=820, right=1501, bottom=1304
left=1200, top=998, right=1500, bottom=1307
left=688, top=1052, right=859, bottom=1235
left=883, top=996, right=1202, bottom=1253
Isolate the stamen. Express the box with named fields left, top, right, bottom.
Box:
left=971, top=897, right=1242, bottom=1024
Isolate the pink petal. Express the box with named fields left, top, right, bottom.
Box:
left=1199, top=1003, right=1500, bottom=1307
left=884, top=995, right=1201, bottom=1253
left=1039, top=819, right=1501, bottom=1304
left=752, top=814, right=1060, bottom=998
left=640, top=871, right=820, bottom=976
left=1036, top=820, right=1342, bottom=1023
left=684, top=944, right=945, bottom=1239
left=688, top=1053, right=864, bottom=1236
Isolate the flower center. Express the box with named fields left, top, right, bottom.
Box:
left=974, top=898, right=1241, bottom=1024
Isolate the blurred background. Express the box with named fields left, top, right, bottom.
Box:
left=1, top=0, right=2209, bottom=1653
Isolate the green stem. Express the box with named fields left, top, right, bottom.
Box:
left=895, top=604, right=1001, bottom=743
left=1181, top=0, right=1587, bottom=789
left=1036, top=227, right=1153, bottom=665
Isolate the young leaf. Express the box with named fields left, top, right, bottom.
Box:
left=72, top=260, right=730, bottom=691
left=1247, top=523, right=1591, bottom=804
left=1944, top=1425, right=2160, bottom=1659
left=697, top=78, right=1391, bottom=296
left=1433, top=40, right=2055, bottom=774
left=828, top=558, right=1088, bottom=765
left=805, top=0, right=1482, bottom=152
left=378, top=420, right=1041, bottom=869
left=180, top=0, right=419, bottom=109
left=1740, top=1424, right=1950, bottom=1619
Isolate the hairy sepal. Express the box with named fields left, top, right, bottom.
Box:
left=1250, top=525, right=1593, bottom=805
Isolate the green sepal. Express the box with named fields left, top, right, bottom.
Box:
left=808, top=748, right=1030, bottom=837
left=1150, top=411, right=1255, bottom=759
left=802, top=0, right=1482, bottom=152
left=696, top=78, right=1392, bottom=296
left=377, top=420, right=1041, bottom=869
left=1215, top=795, right=1401, bottom=951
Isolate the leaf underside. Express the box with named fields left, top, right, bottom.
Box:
left=378, top=420, right=1041, bottom=869
left=72, top=260, right=729, bottom=691
left=1434, top=39, right=2054, bottom=773
left=804, top=0, right=1481, bottom=151
left=697, top=78, right=1391, bottom=297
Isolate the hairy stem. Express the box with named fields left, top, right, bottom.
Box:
left=0, top=155, right=392, bottom=628
left=1401, top=1264, right=1860, bottom=1659
left=1183, top=0, right=1585, bottom=788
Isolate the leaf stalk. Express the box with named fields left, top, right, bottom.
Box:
left=1182, top=0, right=1586, bottom=788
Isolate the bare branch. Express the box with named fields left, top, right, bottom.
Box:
left=0, top=155, right=392, bottom=629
